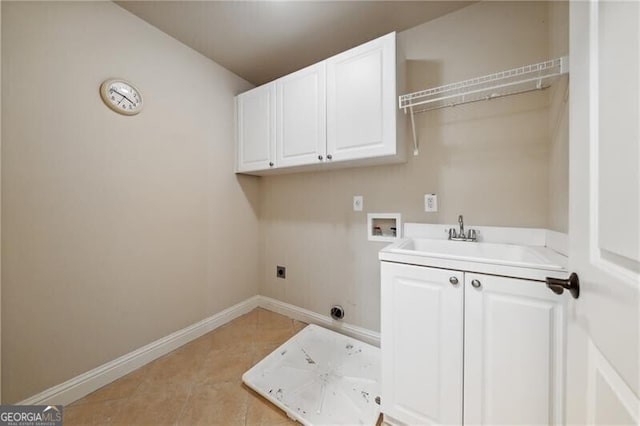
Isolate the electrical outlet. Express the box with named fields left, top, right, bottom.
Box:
left=353, top=195, right=363, bottom=212
left=425, top=194, right=438, bottom=212
left=276, top=266, right=286, bottom=279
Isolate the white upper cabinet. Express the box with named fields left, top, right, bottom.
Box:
left=464, top=273, right=565, bottom=425
left=235, top=32, right=403, bottom=175
left=276, top=62, right=326, bottom=168
left=236, top=84, right=276, bottom=172
left=326, top=32, right=397, bottom=162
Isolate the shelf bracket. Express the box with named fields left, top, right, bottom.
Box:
left=409, top=105, right=418, bottom=156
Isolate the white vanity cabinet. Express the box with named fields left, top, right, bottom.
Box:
left=235, top=84, right=276, bottom=173
left=381, top=262, right=566, bottom=425
left=463, top=273, right=565, bottom=425
left=381, top=262, right=464, bottom=425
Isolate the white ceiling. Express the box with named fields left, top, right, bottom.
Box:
left=116, top=1, right=473, bottom=85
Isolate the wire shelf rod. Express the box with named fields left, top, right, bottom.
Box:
left=399, top=56, right=568, bottom=111
left=409, top=84, right=551, bottom=115
left=401, top=74, right=558, bottom=111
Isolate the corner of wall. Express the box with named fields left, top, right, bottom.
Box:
left=547, top=0, right=570, bottom=233
left=2, top=1, right=261, bottom=402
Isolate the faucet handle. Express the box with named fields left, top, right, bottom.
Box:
left=468, top=229, right=477, bottom=240
left=446, top=228, right=457, bottom=239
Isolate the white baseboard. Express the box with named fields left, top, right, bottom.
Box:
left=19, top=295, right=260, bottom=406
left=18, top=295, right=379, bottom=406
left=256, top=296, right=380, bottom=347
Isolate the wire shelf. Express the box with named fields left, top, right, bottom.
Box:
left=399, top=56, right=569, bottom=114
left=399, top=56, right=569, bottom=156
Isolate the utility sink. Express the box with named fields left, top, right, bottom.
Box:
left=390, top=238, right=565, bottom=270
left=379, top=225, right=568, bottom=281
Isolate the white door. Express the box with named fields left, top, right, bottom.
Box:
left=464, top=273, right=565, bottom=425
left=236, top=84, right=276, bottom=172
left=567, top=1, right=639, bottom=424
left=380, top=262, right=463, bottom=425
left=276, top=62, right=326, bottom=168
left=326, top=32, right=396, bottom=163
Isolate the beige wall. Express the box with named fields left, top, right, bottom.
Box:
left=1, top=1, right=258, bottom=403
left=548, top=1, right=570, bottom=233
left=260, top=1, right=568, bottom=332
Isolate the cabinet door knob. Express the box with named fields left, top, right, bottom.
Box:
left=327, top=154, right=333, bottom=160
left=471, top=279, right=481, bottom=288
left=449, top=276, right=459, bottom=285
left=269, top=162, right=274, bottom=167
left=318, top=155, right=323, bottom=161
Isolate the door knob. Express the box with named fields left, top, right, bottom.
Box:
left=327, top=154, right=333, bottom=160
left=269, top=162, right=274, bottom=167
left=449, top=277, right=459, bottom=285
left=546, top=273, right=580, bottom=299
left=471, top=279, right=481, bottom=288
left=318, top=155, right=323, bottom=161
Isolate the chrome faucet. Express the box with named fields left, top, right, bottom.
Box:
left=446, top=215, right=477, bottom=242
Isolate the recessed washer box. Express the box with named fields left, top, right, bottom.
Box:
left=367, top=213, right=401, bottom=242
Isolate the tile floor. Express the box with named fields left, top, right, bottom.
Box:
left=64, top=308, right=306, bottom=425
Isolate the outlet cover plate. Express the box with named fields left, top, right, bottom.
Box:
left=425, top=194, right=438, bottom=212
left=353, top=195, right=363, bottom=212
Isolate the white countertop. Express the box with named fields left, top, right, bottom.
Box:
left=379, top=223, right=568, bottom=282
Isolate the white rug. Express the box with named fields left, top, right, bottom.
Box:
left=243, top=324, right=381, bottom=425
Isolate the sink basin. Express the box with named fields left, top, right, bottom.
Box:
left=384, top=238, right=566, bottom=271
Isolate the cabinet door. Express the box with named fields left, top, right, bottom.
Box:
left=236, top=84, right=276, bottom=172
left=380, top=262, right=463, bottom=425
left=276, top=62, right=326, bottom=168
left=464, top=273, right=565, bottom=425
left=326, top=32, right=396, bottom=162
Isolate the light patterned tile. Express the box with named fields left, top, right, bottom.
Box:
left=257, top=309, right=294, bottom=330
left=198, top=348, right=254, bottom=385
left=180, top=333, right=215, bottom=358
left=230, top=309, right=259, bottom=328
left=254, top=326, right=294, bottom=346
left=208, top=321, right=257, bottom=353
left=64, top=399, right=124, bottom=426
left=110, top=386, right=190, bottom=426
left=136, top=345, right=205, bottom=393
left=64, top=309, right=311, bottom=426
left=178, top=381, right=248, bottom=426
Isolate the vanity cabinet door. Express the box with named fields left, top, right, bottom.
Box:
left=464, top=273, right=566, bottom=425
left=380, top=262, right=464, bottom=425
left=236, top=84, right=276, bottom=173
